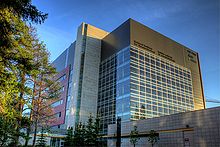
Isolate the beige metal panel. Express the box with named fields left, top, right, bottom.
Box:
left=129, top=19, right=205, bottom=110
left=183, top=47, right=205, bottom=110
left=130, top=19, right=185, bottom=66
left=86, top=24, right=108, bottom=39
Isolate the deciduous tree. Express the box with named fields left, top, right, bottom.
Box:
left=27, top=37, right=60, bottom=146
left=130, top=126, right=140, bottom=147
left=148, top=130, right=159, bottom=147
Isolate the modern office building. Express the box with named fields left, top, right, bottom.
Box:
left=51, top=18, right=205, bottom=135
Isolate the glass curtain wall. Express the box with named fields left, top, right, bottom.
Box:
left=130, top=46, right=194, bottom=120
left=98, top=46, right=194, bottom=133
left=116, top=47, right=131, bottom=122
left=98, top=55, right=117, bottom=134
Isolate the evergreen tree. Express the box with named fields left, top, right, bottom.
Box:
left=0, top=0, right=48, bottom=146
left=0, top=114, right=17, bottom=146
left=0, top=8, right=35, bottom=146
left=94, top=117, right=101, bottom=145
left=64, top=127, right=74, bottom=146
left=64, top=115, right=101, bottom=146
left=0, top=0, right=48, bottom=24
left=36, top=127, right=47, bottom=147
left=73, top=122, right=86, bottom=146
left=85, top=115, right=95, bottom=145
left=85, top=115, right=101, bottom=146
left=0, top=0, right=47, bottom=53
left=0, top=8, right=59, bottom=146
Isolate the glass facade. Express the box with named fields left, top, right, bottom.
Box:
left=116, top=47, right=131, bottom=121
left=98, top=55, right=117, bottom=134
left=65, top=69, right=73, bottom=125
left=98, top=46, right=194, bottom=133
left=129, top=46, right=194, bottom=120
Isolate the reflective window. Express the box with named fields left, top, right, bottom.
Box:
left=130, top=47, right=194, bottom=120
left=116, top=48, right=131, bottom=122
left=51, top=99, right=63, bottom=107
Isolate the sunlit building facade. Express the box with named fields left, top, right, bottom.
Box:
left=129, top=46, right=194, bottom=120
left=51, top=19, right=205, bottom=135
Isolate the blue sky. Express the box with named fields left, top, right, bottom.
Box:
left=32, top=0, right=220, bottom=108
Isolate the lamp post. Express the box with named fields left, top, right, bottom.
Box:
left=116, top=117, right=121, bottom=147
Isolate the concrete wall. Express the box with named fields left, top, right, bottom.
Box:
left=68, top=23, right=108, bottom=129
left=108, top=107, right=220, bottom=147
left=79, top=24, right=108, bottom=122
